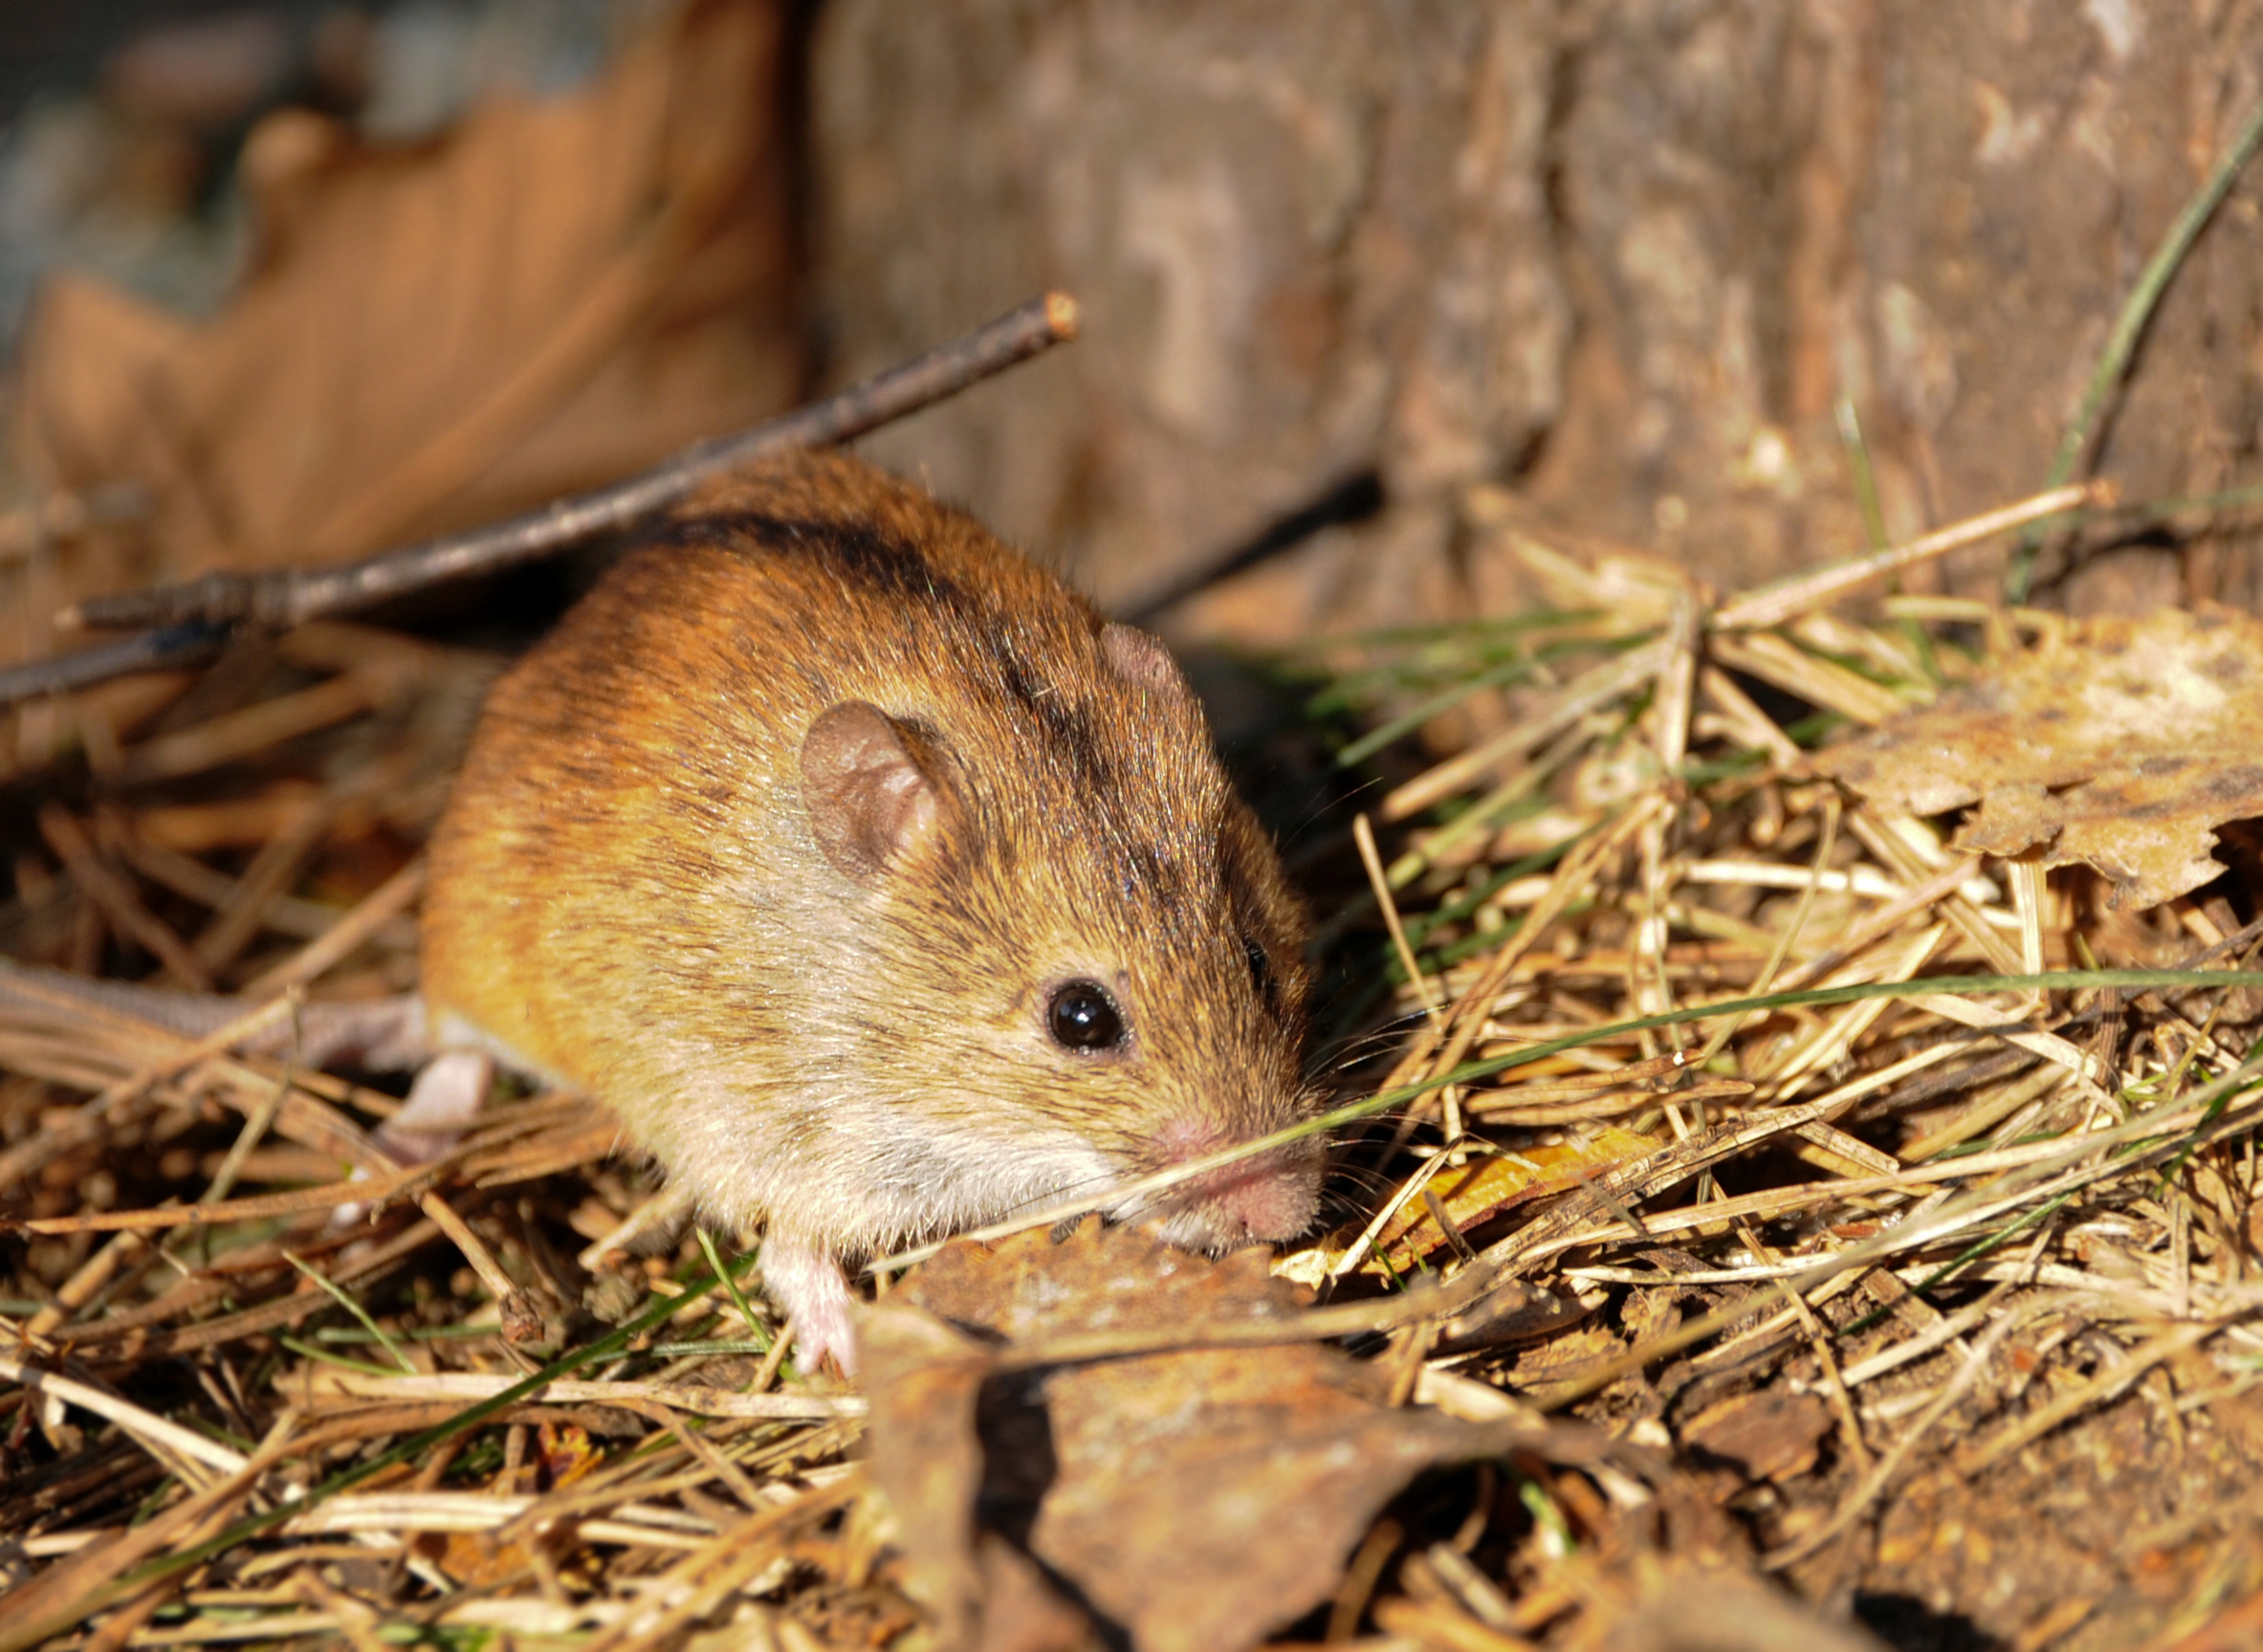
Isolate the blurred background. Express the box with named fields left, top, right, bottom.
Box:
left=4, top=0, right=2261, bottom=658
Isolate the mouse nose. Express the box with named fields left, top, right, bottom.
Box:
left=1154, top=1119, right=1320, bottom=1244
left=1200, top=1158, right=1320, bottom=1241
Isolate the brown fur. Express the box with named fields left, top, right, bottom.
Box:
left=420, top=452, right=1318, bottom=1368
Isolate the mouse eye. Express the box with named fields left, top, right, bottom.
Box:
left=1047, top=980, right=1127, bottom=1052
left=1243, top=937, right=1274, bottom=1002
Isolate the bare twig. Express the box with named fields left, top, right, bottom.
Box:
left=0, top=294, right=1079, bottom=707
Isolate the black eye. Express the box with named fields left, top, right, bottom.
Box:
left=1047, top=980, right=1126, bottom=1052
left=1244, top=937, right=1273, bottom=1002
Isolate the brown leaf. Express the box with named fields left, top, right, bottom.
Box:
left=1678, top=1390, right=1832, bottom=1485
left=1565, top=1562, right=1889, bottom=1652
left=1813, top=605, right=2263, bottom=911
left=861, top=1221, right=1631, bottom=1652
left=6, top=0, right=799, bottom=653
left=1373, top=1126, right=1664, bottom=1274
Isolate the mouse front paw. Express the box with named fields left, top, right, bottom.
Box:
left=757, top=1228, right=861, bottom=1377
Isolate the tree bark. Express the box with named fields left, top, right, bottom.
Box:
left=811, top=0, right=2263, bottom=637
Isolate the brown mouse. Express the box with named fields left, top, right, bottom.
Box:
left=418, top=450, right=1323, bottom=1372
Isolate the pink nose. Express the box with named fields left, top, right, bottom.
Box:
left=1155, top=1118, right=1319, bottom=1242
left=1197, top=1159, right=1319, bottom=1241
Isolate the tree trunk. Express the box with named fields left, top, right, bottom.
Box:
left=810, top=0, right=2263, bottom=638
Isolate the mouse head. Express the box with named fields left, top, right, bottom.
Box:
left=795, top=616, right=1322, bottom=1254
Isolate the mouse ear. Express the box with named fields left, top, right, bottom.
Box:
left=1099, top=622, right=1192, bottom=700
left=800, top=701, right=948, bottom=880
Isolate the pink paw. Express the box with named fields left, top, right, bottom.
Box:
left=758, top=1230, right=860, bottom=1377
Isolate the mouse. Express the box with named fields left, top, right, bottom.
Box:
left=411, top=450, right=1325, bottom=1373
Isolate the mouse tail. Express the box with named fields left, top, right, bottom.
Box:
left=0, top=955, right=428, bottom=1070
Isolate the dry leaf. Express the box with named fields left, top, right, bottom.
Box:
left=1373, top=1126, right=1665, bottom=1273
left=1562, top=1562, right=1889, bottom=1652
left=1814, top=605, right=2263, bottom=911
left=861, top=1221, right=1632, bottom=1652
left=5, top=0, right=799, bottom=657
left=1678, top=1390, right=1832, bottom=1485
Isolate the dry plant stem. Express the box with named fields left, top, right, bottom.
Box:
left=0, top=1419, right=301, bottom=1652
left=1955, top=1319, right=2220, bottom=1476
left=307, top=1372, right=862, bottom=1421
left=1699, top=664, right=1804, bottom=766
left=1391, top=798, right=1665, bottom=1150
left=0, top=986, right=303, bottom=1194
left=13, top=1159, right=442, bottom=1235
left=1326, top=1148, right=1459, bottom=1287
left=118, top=672, right=381, bottom=784
left=23, top=1227, right=150, bottom=1338
left=0, top=1355, right=250, bottom=1476
left=579, top=1477, right=863, bottom=1652
left=1773, top=856, right=1982, bottom=994
left=84, top=1216, right=445, bottom=1355
left=1846, top=807, right=2025, bottom=976
left=1383, top=636, right=1673, bottom=822
left=201, top=1054, right=293, bottom=1208
left=1763, top=1303, right=2045, bottom=1570
left=1912, top=992, right=2116, bottom=1111
left=38, top=803, right=212, bottom=988
left=242, top=856, right=428, bottom=998
left=749, top=1319, right=796, bottom=1393
left=1695, top=794, right=1840, bottom=1069
left=12, top=295, right=1079, bottom=707
left=191, top=795, right=337, bottom=977
left=1539, top=1059, right=2263, bottom=1406
left=416, top=1190, right=543, bottom=1345
left=575, top=1181, right=695, bottom=1271
left=1329, top=1520, right=1404, bottom=1642
left=1715, top=482, right=2104, bottom=629
left=1471, top=1076, right=1751, bottom=1127
left=1774, top=1277, right=1875, bottom=1477
left=1372, top=1596, right=1539, bottom=1651
left=1760, top=921, right=1945, bottom=1092
left=1358, top=811, right=1441, bottom=1024
left=110, top=827, right=402, bottom=946
left=1836, top=1293, right=2003, bottom=1389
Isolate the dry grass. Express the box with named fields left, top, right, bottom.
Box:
left=2, top=477, right=2262, bottom=1648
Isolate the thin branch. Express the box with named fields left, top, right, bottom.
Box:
left=1, top=293, right=1079, bottom=708
left=2006, top=94, right=2263, bottom=602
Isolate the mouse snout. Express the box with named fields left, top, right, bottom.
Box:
left=1149, top=1119, right=1321, bottom=1247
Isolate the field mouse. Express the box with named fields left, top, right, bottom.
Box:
left=416, top=451, right=1324, bottom=1372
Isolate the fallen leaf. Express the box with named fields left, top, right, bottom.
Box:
left=6, top=0, right=799, bottom=658
left=1376, top=1126, right=1665, bottom=1273
left=1275, top=1125, right=1662, bottom=1287
left=861, top=1221, right=1637, bottom=1652
left=1813, top=605, right=2263, bottom=911
left=1562, top=1561, right=1889, bottom=1652
left=1678, top=1389, right=1832, bottom=1485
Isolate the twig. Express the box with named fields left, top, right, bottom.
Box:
left=312, top=1371, right=862, bottom=1420
left=240, top=857, right=428, bottom=999
left=1762, top=1303, right=2045, bottom=1570
left=2007, top=94, right=2263, bottom=601
left=1715, top=483, right=2103, bottom=630
left=37, top=804, right=213, bottom=989
left=0, top=1354, right=251, bottom=1477
left=1953, top=1319, right=2220, bottom=1476
left=0, top=294, right=1080, bottom=708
